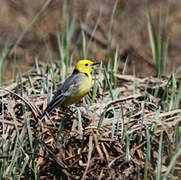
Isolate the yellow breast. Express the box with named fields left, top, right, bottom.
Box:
left=63, top=74, right=91, bottom=106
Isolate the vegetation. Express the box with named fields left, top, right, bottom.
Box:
left=0, top=0, right=180, bottom=179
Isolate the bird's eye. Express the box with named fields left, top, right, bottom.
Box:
left=85, top=63, right=89, bottom=66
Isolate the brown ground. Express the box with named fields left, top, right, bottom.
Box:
left=0, top=0, right=181, bottom=82
left=1, top=67, right=180, bottom=179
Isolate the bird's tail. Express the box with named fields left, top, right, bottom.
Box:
left=40, top=96, right=63, bottom=120
left=39, top=111, right=47, bottom=120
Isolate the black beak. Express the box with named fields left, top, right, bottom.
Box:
left=92, top=62, right=101, bottom=66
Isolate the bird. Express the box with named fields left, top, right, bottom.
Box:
left=40, top=60, right=100, bottom=120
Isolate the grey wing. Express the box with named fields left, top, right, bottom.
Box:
left=40, top=72, right=81, bottom=119
left=53, top=72, right=82, bottom=100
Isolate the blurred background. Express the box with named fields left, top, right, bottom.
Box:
left=0, top=0, right=180, bottom=82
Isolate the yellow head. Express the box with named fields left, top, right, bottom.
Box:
left=75, top=60, right=100, bottom=75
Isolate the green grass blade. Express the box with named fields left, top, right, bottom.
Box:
left=111, top=106, right=116, bottom=139
left=156, top=128, right=163, bottom=180
left=91, top=70, right=98, bottom=105
left=147, top=7, right=158, bottom=65
left=144, top=126, right=151, bottom=180
left=82, top=30, right=88, bottom=59
left=163, top=148, right=181, bottom=180
left=104, top=69, right=114, bottom=100
left=18, top=149, right=29, bottom=180
left=35, top=57, right=41, bottom=74
left=75, top=106, right=83, bottom=134
left=125, top=131, right=132, bottom=160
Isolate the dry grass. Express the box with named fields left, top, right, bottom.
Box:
left=0, top=67, right=181, bottom=179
